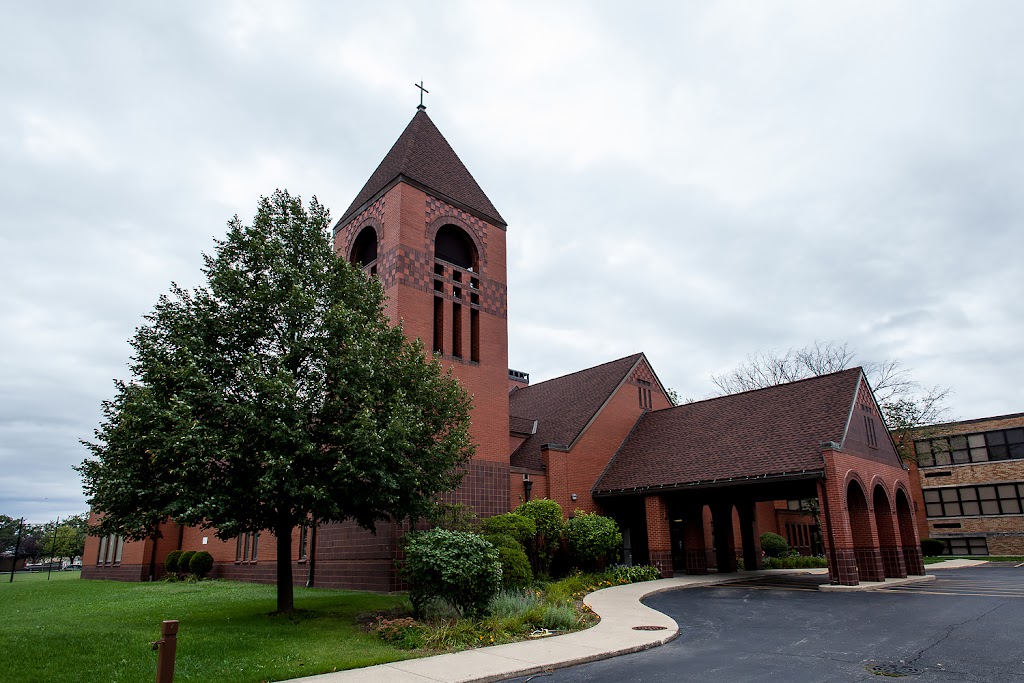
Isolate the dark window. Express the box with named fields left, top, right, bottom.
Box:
left=923, top=482, right=1024, bottom=518
left=637, top=380, right=652, bottom=409
left=864, top=414, right=878, bottom=448
left=350, top=226, right=378, bottom=267
left=236, top=532, right=259, bottom=563
left=434, top=225, right=477, bottom=270
left=470, top=308, right=480, bottom=362
left=918, top=427, right=1024, bottom=467
left=433, top=297, right=444, bottom=355
left=298, top=526, right=308, bottom=561
left=942, top=537, right=988, bottom=556
left=452, top=302, right=462, bottom=359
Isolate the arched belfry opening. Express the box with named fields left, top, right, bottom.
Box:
left=431, top=224, right=481, bottom=363
left=434, top=224, right=478, bottom=271
left=350, top=226, right=378, bottom=274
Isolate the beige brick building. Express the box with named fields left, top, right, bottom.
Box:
left=906, top=413, right=1024, bottom=556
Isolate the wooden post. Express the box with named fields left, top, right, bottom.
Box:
left=154, top=620, right=179, bottom=683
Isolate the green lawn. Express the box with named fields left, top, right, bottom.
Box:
left=0, top=575, right=413, bottom=683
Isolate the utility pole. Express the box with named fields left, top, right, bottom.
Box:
left=9, top=518, right=24, bottom=583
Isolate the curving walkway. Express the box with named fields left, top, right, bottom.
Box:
left=298, top=568, right=942, bottom=683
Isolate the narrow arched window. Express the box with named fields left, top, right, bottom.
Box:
left=434, top=224, right=477, bottom=271
left=350, top=226, right=378, bottom=268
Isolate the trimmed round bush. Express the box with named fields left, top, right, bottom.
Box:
left=921, top=538, right=946, bottom=557
left=566, top=511, right=622, bottom=570
left=401, top=529, right=502, bottom=618
left=189, top=550, right=214, bottom=577
left=483, top=534, right=533, bottom=590
left=759, top=532, right=789, bottom=558
left=177, top=550, right=196, bottom=574
left=164, top=550, right=183, bottom=574
left=479, top=513, right=536, bottom=545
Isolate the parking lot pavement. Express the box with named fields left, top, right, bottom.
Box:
left=500, top=567, right=1024, bottom=683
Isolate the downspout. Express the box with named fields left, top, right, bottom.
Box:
left=305, top=521, right=317, bottom=588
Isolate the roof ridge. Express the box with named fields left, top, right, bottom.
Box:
left=514, top=353, right=643, bottom=393
left=663, top=366, right=863, bottom=412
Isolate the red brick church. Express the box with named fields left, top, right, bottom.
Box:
left=84, top=106, right=923, bottom=588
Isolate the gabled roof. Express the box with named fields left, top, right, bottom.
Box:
left=337, top=109, right=505, bottom=228
left=593, top=368, right=864, bottom=495
left=510, top=354, right=643, bottom=470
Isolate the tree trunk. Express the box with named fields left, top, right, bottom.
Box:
left=275, top=521, right=294, bottom=613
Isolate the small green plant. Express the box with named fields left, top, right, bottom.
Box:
left=566, top=510, right=622, bottom=570
left=759, top=532, right=790, bottom=558
left=189, top=550, right=214, bottom=577
left=920, top=538, right=946, bottom=556
left=176, top=550, right=196, bottom=574
left=401, top=529, right=502, bottom=619
left=762, top=555, right=829, bottom=569
left=163, top=550, right=182, bottom=574
left=374, top=617, right=426, bottom=649
left=605, top=564, right=661, bottom=583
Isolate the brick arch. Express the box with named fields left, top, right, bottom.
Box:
left=895, top=486, right=926, bottom=575
left=338, top=216, right=383, bottom=261
left=868, top=476, right=892, bottom=510
left=872, top=483, right=906, bottom=578
left=427, top=215, right=487, bottom=271
left=847, top=478, right=885, bottom=581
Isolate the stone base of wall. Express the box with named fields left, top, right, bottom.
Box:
left=649, top=550, right=673, bottom=578
left=829, top=548, right=859, bottom=585
left=683, top=549, right=708, bottom=575
left=987, top=535, right=1024, bottom=556
left=854, top=547, right=885, bottom=581
left=880, top=545, right=908, bottom=579
left=82, top=563, right=150, bottom=582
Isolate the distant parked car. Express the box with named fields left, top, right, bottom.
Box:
left=64, top=562, right=82, bottom=571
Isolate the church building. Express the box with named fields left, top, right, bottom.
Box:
left=84, top=105, right=924, bottom=588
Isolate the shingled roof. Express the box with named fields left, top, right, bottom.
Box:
left=510, top=354, right=643, bottom=471
left=337, top=109, right=505, bottom=228
left=593, top=368, right=863, bottom=495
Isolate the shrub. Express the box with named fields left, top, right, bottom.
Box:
left=566, top=510, right=622, bottom=570
left=176, top=550, right=196, bottom=574
left=374, top=617, right=427, bottom=649
left=401, top=529, right=502, bottom=619
left=762, top=555, right=829, bottom=569
left=163, top=550, right=182, bottom=575
left=921, top=538, right=946, bottom=557
left=540, top=603, right=578, bottom=631
left=479, top=513, right=536, bottom=545
left=513, top=499, right=565, bottom=577
left=606, top=564, right=661, bottom=583
left=487, top=590, right=542, bottom=619
left=189, top=550, right=214, bottom=577
left=483, top=533, right=534, bottom=589
left=759, top=532, right=790, bottom=558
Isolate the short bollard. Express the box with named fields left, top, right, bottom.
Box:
left=151, top=620, right=179, bottom=683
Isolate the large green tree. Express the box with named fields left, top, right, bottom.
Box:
left=79, top=190, right=474, bottom=612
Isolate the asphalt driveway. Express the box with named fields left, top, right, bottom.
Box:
left=501, top=566, right=1024, bottom=682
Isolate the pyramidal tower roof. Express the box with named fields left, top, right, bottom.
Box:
left=338, top=109, right=505, bottom=228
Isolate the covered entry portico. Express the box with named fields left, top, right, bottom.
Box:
left=592, top=369, right=926, bottom=586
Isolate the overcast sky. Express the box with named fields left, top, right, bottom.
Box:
left=3, top=1, right=1023, bottom=522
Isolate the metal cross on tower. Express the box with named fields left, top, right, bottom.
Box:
left=415, top=81, right=429, bottom=110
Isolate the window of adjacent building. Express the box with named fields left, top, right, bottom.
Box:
left=236, top=532, right=259, bottom=563
left=916, top=427, right=1024, bottom=467
left=923, top=482, right=1024, bottom=517
left=941, top=537, right=988, bottom=556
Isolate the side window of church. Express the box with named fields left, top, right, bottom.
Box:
left=236, top=532, right=259, bottom=563
left=96, top=534, right=122, bottom=565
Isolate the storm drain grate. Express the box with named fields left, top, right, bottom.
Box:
left=866, top=664, right=926, bottom=677
left=632, top=625, right=668, bottom=631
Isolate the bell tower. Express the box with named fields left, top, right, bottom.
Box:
left=333, top=106, right=510, bottom=517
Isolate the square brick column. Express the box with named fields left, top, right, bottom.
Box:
left=818, top=477, right=859, bottom=585
left=736, top=501, right=763, bottom=570
left=645, top=495, right=673, bottom=578
left=711, top=503, right=738, bottom=573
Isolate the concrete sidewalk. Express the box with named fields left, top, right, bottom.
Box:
left=298, top=568, right=938, bottom=683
